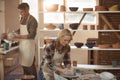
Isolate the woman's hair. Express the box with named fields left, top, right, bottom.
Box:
left=18, top=3, right=29, bottom=10
left=58, top=29, right=73, bottom=40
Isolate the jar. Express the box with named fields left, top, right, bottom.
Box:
left=3, top=43, right=9, bottom=50
left=73, top=60, right=77, bottom=67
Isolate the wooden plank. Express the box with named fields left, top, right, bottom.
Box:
left=100, top=14, right=120, bottom=40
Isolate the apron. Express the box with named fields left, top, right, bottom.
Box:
left=43, top=50, right=66, bottom=80
left=19, top=17, right=35, bottom=67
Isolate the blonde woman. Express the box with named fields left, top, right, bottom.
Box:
left=41, top=29, right=73, bottom=80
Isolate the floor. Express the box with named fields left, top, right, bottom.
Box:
left=5, top=65, right=40, bottom=80
left=5, top=66, right=23, bottom=80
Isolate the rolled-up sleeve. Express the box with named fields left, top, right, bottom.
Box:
left=44, top=43, right=55, bottom=70
left=27, top=19, right=38, bottom=39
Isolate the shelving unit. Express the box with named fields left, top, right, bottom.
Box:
left=38, top=0, right=120, bottom=74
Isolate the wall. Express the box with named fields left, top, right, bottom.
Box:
left=5, top=0, right=20, bottom=33
left=0, top=0, right=5, bottom=36
left=0, top=0, right=20, bottom=36
left=71, top=31, right=98, bottom=64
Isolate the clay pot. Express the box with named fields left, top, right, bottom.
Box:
left=90, top=25, right=95, bottom=30
left=103, top=24, right=109, bottom=30
left=112, top=42, right=120, bottom=48
left=60, top=5, right=66, bottom=12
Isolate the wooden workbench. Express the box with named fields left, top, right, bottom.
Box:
left=0, top=46, right=19, bottom=80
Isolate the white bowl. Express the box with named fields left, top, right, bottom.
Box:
left=99, top=72, right=116, bottom=80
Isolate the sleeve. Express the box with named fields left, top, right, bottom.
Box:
left=44, top=42, right=56, bottom=70
left=27, top=18, right=38, bottom=39
left=63, top=46, right=71, bottom=67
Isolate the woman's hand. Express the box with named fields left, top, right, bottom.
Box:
left=56, top=67, right=68, bottom=74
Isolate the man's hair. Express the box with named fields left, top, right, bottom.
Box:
left=18, top=3, right=29, bottom=10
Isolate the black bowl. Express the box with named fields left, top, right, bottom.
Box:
left=69, top=23, right=79, bottom=30
left=74, top=42, right=84, bottom=48
left=85, top=43, right=95, bottom=48
left=69, top=7, right=78, bottom=11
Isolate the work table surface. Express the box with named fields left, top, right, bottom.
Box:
left=73, top=64, right=120, bottom=70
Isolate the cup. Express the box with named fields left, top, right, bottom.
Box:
left=112, top=61, right=117, bottom=67
left=4, top=43, right=9, bottom=50
left=83, top=25, right=88, bottom=30
left=90, top=25, right=95, bottom=30
left=73, top=60, right=77, bottom=67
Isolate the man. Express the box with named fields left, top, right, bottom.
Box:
left=15, top=3, right=38, bottom=80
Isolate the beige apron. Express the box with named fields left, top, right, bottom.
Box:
left=43, top=50, right=65, bottom=80
left=19, top=23, right=35, bottom=67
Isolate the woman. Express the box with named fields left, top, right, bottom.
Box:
left=41, top=29, right=73, bottom=80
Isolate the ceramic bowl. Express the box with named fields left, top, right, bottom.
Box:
left=74, top=42, right=84, bottom=48
left=99, top=72, right=116, bottom=80
left=109, top=5, right=119, bottom=11
left=83, top=8, right=93, bottom=11
left=85, top=42, right=95, bottom=48
left=45, top=24, right=56, bottom=29
left=45, top=4, right=58, bottom=12
left=69, top=7, right=79, bottom=11
left=69, top=23, right=79, bottom=30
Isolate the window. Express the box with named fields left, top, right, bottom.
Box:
left=44, top=0, right=96, bottom=24
left=22, top=0, right=97, bottom=24
left=22, top=0, right=39, bottom=21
